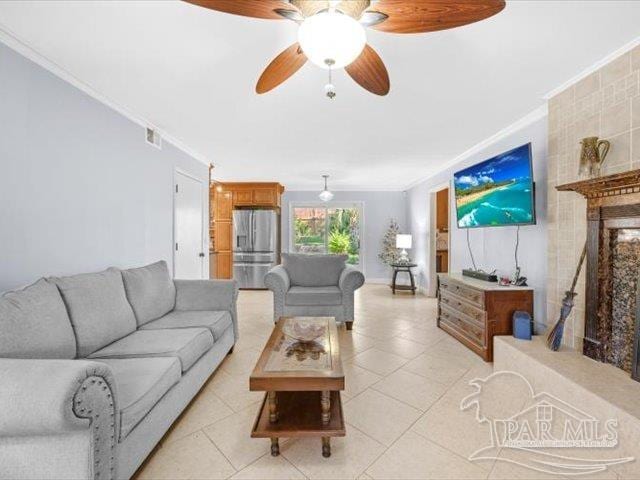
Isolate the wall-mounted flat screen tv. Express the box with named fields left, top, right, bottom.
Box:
left=454, top=143, right=536, bottom=228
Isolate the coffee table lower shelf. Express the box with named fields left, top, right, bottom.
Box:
left=251, top=390, right=345, bottom=457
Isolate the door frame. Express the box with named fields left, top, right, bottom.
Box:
left=428, top=182, right=451, bottom=297
left=288, top=201, right=366, bottom=276
left=173, top=168, right=208, bottom=279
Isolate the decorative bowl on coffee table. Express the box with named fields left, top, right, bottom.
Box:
left=282, top=318, right=325, bottom=343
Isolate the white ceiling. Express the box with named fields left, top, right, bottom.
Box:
left=1, top=1, right=639, bottom=190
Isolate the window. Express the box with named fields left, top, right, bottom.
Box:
left=290, top=203, right=363, bottom=268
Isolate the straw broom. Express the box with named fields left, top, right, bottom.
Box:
left=546, top=243, right=587, bottom=351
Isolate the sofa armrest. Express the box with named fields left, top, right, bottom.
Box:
left=339, top=266, right=365, bottom=293
left=0, top=358, right=118, bottom=479
left=264, top=265, right=290, bottom=294
left=174, top=279, right=239, bottom=341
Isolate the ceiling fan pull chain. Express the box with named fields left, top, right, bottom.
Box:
left=325, top=59, right=336, bottom=99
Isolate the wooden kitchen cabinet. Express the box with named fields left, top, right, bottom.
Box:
left=214, top=190, right=233, bottom=221
left=224, top=183, right=284, bottom=208
left=253, top=188, right=277, bottom=205
left=215, top=252, right=232, bottom=279
left=233, top=189, right=253, bottom=206
left=211, top=187, right=233, bottom=279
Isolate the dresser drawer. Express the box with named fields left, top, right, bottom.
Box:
left=439, top=277, right=484, bottom=308
left=440, top=290, right=486, bottom=326
left=440, top=304, right=485, bottom=347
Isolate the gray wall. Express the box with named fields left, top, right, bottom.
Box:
left=0, top=42, right=209, bottom=292
left=281, top=191, right=408, bottom=281
left=406, top=115, right=548, bottom=328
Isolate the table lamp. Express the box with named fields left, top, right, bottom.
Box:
left=396, top=234, right=412, bottom=263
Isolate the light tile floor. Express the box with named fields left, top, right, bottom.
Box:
left=134, top=284, right=560, bottom=479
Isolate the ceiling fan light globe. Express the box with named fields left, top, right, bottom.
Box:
left=298, top=11, right=366, bottom=69
left=319, top=190, right=334, bottom=202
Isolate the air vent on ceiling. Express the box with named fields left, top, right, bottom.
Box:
left=145, top=127, right=162, bottom=150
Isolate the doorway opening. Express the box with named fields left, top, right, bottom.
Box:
left=428, top=185, right=450, bottom=296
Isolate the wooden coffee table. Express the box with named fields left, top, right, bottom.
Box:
left=249, top=316, right=345, bottom=457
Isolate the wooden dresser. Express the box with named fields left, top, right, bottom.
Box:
left=437, top=273, right=533, bottom=362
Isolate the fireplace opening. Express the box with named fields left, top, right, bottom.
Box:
left=609, top=229, right=640, bottom=374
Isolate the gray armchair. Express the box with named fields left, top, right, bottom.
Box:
left=264, top=253, right=365, bottom=330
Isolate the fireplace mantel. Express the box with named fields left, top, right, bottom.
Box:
left=557, top=169, right=640, bottom=381
left=557, top=169, right=640, bottom=199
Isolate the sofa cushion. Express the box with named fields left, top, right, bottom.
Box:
left=140, top=310, right=232, bottom=341
left=95, top=357, right=181, bottom=440
left=88, top=328, right=213, bottom=372
left=282, top=253, right=347, bottom=287
left=0, top=279, right=76, bottom=359
left=121, top=261, right=176, bottom=326
left=50, top=268, right=137, bottom=357
left=286, top=286, right=343, bottom=306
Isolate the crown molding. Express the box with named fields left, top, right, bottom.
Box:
left=0, top=24, right=211, bottom=167
left=543, top=35, right=640, bottom=100
left=402, top=104, right=548, bottom=191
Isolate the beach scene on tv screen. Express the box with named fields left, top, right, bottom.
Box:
left=454, top=144, right=534, bottom=228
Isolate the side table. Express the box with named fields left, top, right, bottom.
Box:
left=391, top=263, right=417, bottom=294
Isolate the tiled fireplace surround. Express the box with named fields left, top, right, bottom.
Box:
left=547, top=44, right=640, bottom=349
left=492, top=45, right=640, bottom=479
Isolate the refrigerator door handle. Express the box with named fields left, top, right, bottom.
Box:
left=251, top=211, right=256, bottom=252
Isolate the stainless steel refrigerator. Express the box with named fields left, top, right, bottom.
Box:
left=232, top=209, right=279, bottom=289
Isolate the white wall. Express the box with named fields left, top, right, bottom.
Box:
left=406, top=115, right=548, bottom=328
left=281, top=191, right=408, bottom=282
left=0, top=42, right=209, bottom=292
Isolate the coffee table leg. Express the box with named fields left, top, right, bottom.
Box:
left=321, top=391, right=331, bottom=425
left=271, top=438, right=280, bottom=456
left=322, top=437, right=331, bottom=457
left=268, top=391, right=278, bottom=423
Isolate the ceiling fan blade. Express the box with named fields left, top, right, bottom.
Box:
left=183, top=0, right=292, bottom=20
left=345, top=44, right=390, bottom=96
left=370, top=0, right=505, bottom=34
left=256, top=43, right=308, bottom=94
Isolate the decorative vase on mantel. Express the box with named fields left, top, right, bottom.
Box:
left=578, top=136, right=611, bottom=178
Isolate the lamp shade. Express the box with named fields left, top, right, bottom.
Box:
left=396, top=234, right=412, bottom=249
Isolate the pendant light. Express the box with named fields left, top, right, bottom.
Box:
left=319, top=175, right=334, bottom=202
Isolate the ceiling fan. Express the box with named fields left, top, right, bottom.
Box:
left=184, top=0, right=506, bottom=97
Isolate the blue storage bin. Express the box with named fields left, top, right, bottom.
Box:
left=513, top=310, right=532, bottom=340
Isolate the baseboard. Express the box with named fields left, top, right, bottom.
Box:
left=365, top=278, right=390, bottom=285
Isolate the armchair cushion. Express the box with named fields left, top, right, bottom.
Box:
left=140, top=310, right=232, bottom=341
left=50, top=268, right=137, bottom=357
left=88, top=328, right=213, bottom=372
left=282, top=253, right=347, bottom=287
left=94, top=357, right=181, bottom=439
left=286, top=286, right=342, bottom=306
left=0, top=279, right=76, bottom=359
left=121, top=260, right=176, bottom=326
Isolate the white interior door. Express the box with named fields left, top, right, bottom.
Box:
left=174, top=171, right=204, bottom=279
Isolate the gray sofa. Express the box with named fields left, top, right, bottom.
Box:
left=0, top=261, right=238, bottom=480
left=264, top=253, right=364, bottom=330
